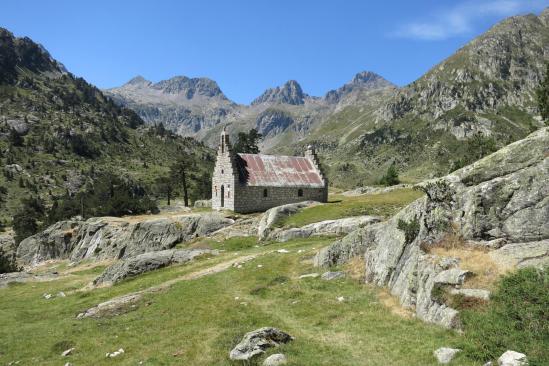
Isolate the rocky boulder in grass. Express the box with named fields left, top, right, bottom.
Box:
left=434, top=347, right=461, bottom=364
left=498, top=351, right=528, bottom=366
left=269, top=215, right=382, bottom=242
left=321, top=271, right=345, bottom=281
left=6, top=118, right=29, bottom=135
left=257, top=201, right=319, bottom=240
left=229, top=327, right=293, bottom=361
left=193, top=199, right=212, bottom=208
left=93, top=248, right=218, bottom=285
left=263, top=353, right=288, bottom=365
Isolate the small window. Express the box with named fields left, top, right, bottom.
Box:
left=263, top=188, right=268, bottom=198
left=221, top=169, right=224, bottom=174
left=298, top=189, right=303, bottom=197
left=214, top=186, right=217, bottom=197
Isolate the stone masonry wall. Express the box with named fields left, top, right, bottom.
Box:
left=233, top=186, right=326, bottom=213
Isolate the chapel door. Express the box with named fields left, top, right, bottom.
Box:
left=221, top=185, right=225, bottom=207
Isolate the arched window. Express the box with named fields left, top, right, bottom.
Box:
left=221, top=169, right=224, bottom=174
left=263, top=188, right=268, bottom=198
left=221, top=135, right=224, bottom=153
left=298, top=188, right=303, bottom=197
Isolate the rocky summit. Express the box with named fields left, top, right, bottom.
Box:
left=251, top=80, right=307, bottom=106
left=324, top=71, right=396, bottom=104
left=104, top=8, right=549, bottom=188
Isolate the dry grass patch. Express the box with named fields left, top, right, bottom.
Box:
left=344, top=256, right=365, bottom=281
left=343, top=256, right=413, bottom=318
left=376, top=288, right=415, bottom=319
left=426, top=234, right=513, bottom=289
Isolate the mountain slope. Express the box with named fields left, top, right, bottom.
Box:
left=0, top=28, right=214, bottom=220
left=277, top=8, right=549, bottom=187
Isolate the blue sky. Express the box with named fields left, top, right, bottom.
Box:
left=1, top=0, right=547, bottom=104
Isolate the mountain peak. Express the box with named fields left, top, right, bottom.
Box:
left=325, top=71, right=395, bottom=104
left=153, top=76, right=225, bottom=99
left=351, top=71, right=387, bottom=85
left=251, top=80, right=306, bottom=106
left=125, top=75, right=151, bottom=86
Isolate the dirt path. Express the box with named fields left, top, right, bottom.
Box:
left=77, top=253, right=261, bottom=319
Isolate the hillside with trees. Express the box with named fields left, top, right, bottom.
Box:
left=0, top=28, right=214, bottom=238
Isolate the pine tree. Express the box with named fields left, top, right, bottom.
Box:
left=379, top=163, right=400, bottom=186
left=171, top=157, right=195, bottom=207
left=155, top=176, right=174, bottom=206
left=233, top=129, right=262, bottom=154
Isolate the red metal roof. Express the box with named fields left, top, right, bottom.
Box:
left=236, top=153, right=325, bottom=188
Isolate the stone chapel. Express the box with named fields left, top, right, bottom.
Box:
left=212, top=129, right=328, bottom=213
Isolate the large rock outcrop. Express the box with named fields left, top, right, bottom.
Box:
left=17, top=213, right=233, bottom=266
left=269, top=215, right=381, bottom=242
left=257, top=201, right=320, bottom=240
left=93, top=248, right=217, bottom=285
left=315, top=127, right=549, bottom=328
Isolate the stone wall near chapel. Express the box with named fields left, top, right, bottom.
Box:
left=233, top=185, right=326, bottom=213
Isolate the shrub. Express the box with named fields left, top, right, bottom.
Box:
left=460, top=267, right=549, bottom=365
left=378, top=164, right=400, bottom=186
left=68, top=133, right=99, bottom=158
left=8, top=128, right=23, bottom=147
left=12, top=196, right=46, bottom=244
left=397, top=216, right=420, bottom=244
left=0, top=248, right=20, bottom=273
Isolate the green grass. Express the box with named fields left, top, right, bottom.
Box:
left=276, top=188, right=424, bottom=228
left=459, top=267, right=549, bottom=365
left=0, top=237, right=470, bottom=366
left=180, top=236, right=260, bottom=252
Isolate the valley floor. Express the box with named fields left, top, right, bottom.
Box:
left=0, top=235, right=473, bottom=365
